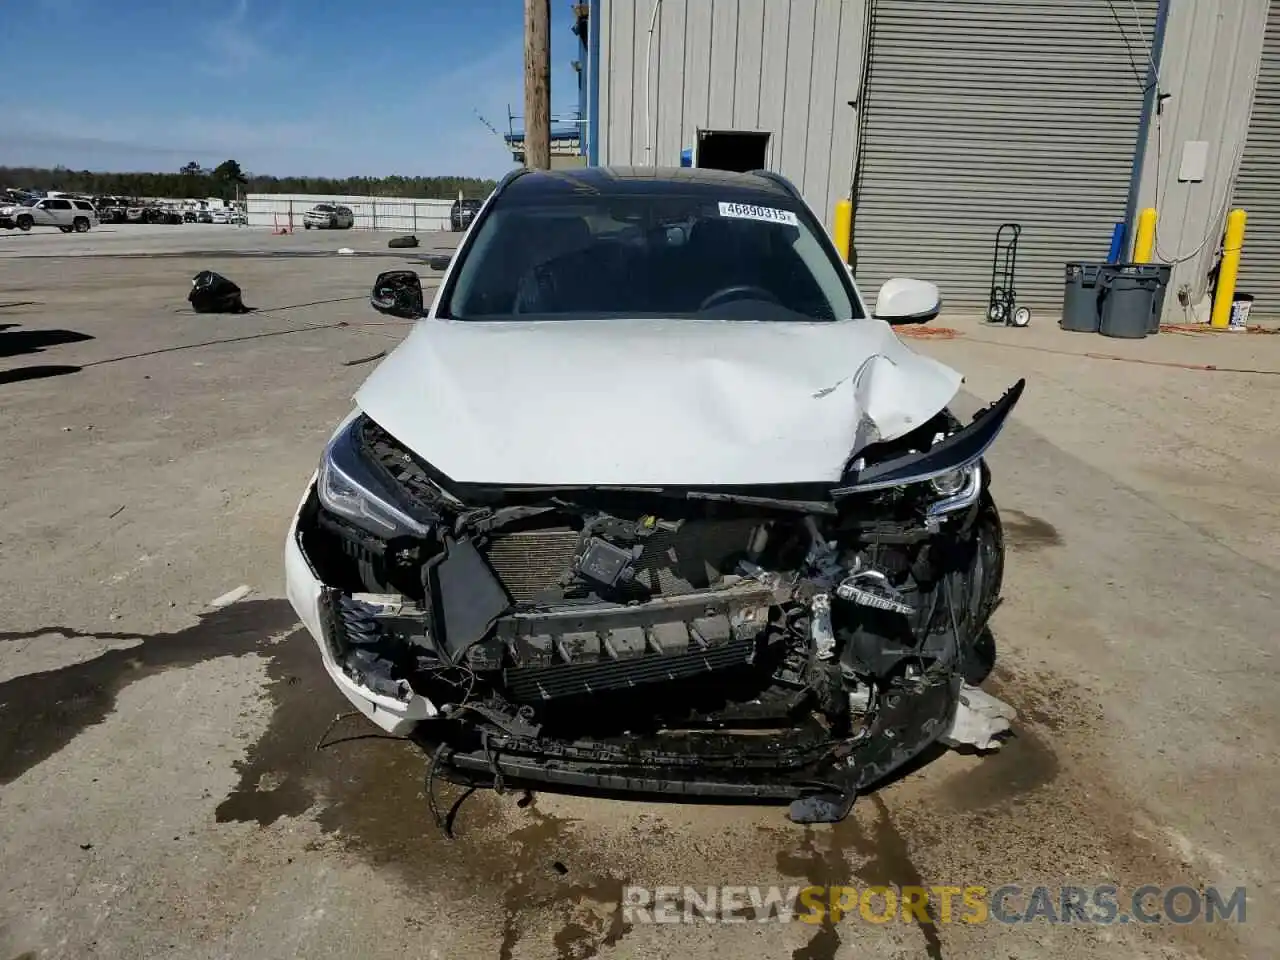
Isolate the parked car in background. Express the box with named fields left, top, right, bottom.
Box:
left=94, top=197, right=130, bottom=224
left=183, top=209, right=198, bottom=223
left=450, top=197, right=483, bottom=231
left=197, top=209, right=214, bottom=224
left=0, top=195, right=97, bottom=232
left=208, top=208, right=230, bottom=224
left=303, top=203, right=355, bottom=230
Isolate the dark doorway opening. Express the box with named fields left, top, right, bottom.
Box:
left=695, top=130, right=771, bottom=173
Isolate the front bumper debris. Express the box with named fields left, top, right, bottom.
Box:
left=286, top=384, right=1023, bottom=822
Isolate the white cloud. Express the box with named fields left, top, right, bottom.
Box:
left=200, top=0, right=279, bottom=77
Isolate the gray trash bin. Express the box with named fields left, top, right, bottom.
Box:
left=1061, top=262, right=1105, bottom=332
left=1098, top=264, right=1164, bottom=339
left=1147, top=263, right=1172, bottom=333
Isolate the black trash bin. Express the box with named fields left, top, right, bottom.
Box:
left=1098, top=264, right=1165, bottom=339
left=1061, top=262, right=1105, bottom=332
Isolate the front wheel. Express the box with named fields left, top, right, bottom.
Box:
left=1011, top=306, right=1031, bottom=327
left=16, top=215, right=33, bottom=231
left=304, top=223, right=312, bottom=230
left=73, top=217, right=90, bottom=233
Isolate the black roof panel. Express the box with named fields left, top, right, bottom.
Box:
left=503, top=166, right=796, bottom=204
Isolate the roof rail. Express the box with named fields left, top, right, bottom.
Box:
left=748, top=169, right=802, bottom=201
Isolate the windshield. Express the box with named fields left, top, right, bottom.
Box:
left=446, top=193, right=862, bottom=321
left=313, top=204, right=334, bottom=212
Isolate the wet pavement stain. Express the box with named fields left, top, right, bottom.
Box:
left=938, top=699, right=1060, bottom=813
left=1001, top=510, right=1063, bottom=551
left=217, top=629, right=631, bottom=959
left=497, top=800, right=631, bottom=960
left=0, top=600, right=301, bottom=786
left=852, top=797, right=943, bottom=960
left=777, top=827, right=848, bottom=960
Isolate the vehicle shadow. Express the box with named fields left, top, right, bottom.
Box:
left=0, top=364, right=83, bottom=385
left=0, top=325, right=94, bottom=359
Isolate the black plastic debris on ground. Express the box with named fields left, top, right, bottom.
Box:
left=189, top=271, right=251, bottom=314
left=388, top=235, right=419, bottom=249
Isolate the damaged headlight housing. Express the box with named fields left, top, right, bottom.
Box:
left=925, top=463, right=981, bottom=517
left=930, top=468, right=969, bottom=497
left=316, top=416, right=432, bottom=538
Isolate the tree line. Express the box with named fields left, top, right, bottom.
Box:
left=1, top=161, right=499, bottom=201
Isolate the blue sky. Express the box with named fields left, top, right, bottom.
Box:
left=2, top=0, right=584, bottom=178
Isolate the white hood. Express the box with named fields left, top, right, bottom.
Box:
left=354, top=317, right=962, bottom=487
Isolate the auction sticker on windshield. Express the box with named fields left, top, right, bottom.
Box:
left=718, top=201, right=800, bottom=225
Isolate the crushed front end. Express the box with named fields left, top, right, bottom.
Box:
left=285, top=382, right=1023, bottom=820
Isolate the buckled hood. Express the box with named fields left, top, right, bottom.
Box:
left=354, top=316, right=962, bottom=487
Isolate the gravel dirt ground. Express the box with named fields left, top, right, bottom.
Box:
left=1, top=227, right=1276, bottom=959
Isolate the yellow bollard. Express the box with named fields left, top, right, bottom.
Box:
left=1211, top=209, right=1248, bottom=329
left=832, top=198, right=852, bottom=264
left=1133, top=207, right=1157, bottom=264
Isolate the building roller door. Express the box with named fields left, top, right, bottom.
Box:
left=1231, top=3, right=1280, bottom=320
left=852, top=0, right=1156, bottom=311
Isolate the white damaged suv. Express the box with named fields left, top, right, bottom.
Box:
left=284, top=166, right=1022, bottom=823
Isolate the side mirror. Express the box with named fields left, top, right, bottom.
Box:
left=371, top=270, right=424, bottom=319
left=872, top=277, right=941, bottom=325
left=426, top=254, right=452, bottom=272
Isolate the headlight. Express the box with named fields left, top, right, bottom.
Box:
left=316, top=416, right=432, bottom=538
left=925, top=463, right=981, bottom=518
left=930, top=468, right=968, bottom=496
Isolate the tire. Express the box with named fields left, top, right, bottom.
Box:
left=16, top=215, right=33, bottom=231
left=1011, top=306, right=1031, bottom=328
left=59, top=226, right=73, bottom=234
left=304, top=223, right=312, bottom=230
left=329, top=217, right=338, bottom=229
left=387, top=235, right=419, bottom=249
left=73, top=217, right=90, bottom=233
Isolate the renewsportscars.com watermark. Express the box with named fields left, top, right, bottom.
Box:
left=623, top=884, right=1247, bottom=926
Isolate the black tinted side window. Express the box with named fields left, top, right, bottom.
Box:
left=49, top=199, right=73, bottom=210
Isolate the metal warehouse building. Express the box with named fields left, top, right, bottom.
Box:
left=576, top=0, right=1279, bottom=320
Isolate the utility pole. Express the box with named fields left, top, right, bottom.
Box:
left=524, top=0, right=551, bottom=169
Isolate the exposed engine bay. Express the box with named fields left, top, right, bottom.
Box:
left=290, top=380, right=1024, bottom=823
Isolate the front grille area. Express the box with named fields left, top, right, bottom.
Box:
left=483, top=528, right=579, bottom=602
left=482, top=518, right=762, bottom=603
left=632, top=518, right=759, bottom=595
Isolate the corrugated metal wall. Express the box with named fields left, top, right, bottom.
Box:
left=852, top=0, right=1156, bottom=310
left=1231, top=2, right=1280, bottom=319
left=597, top=0, right=866, bottom=228
left=1131, top=0, right=1269, bottom=322
left=244, top=194, right=453, bottom=232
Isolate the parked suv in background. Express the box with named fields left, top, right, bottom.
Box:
left=303, top=204, right=355, bottom=229
left=0, top=196, right=97, bottom=232
left=450, top=197, right=482, bottom=231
